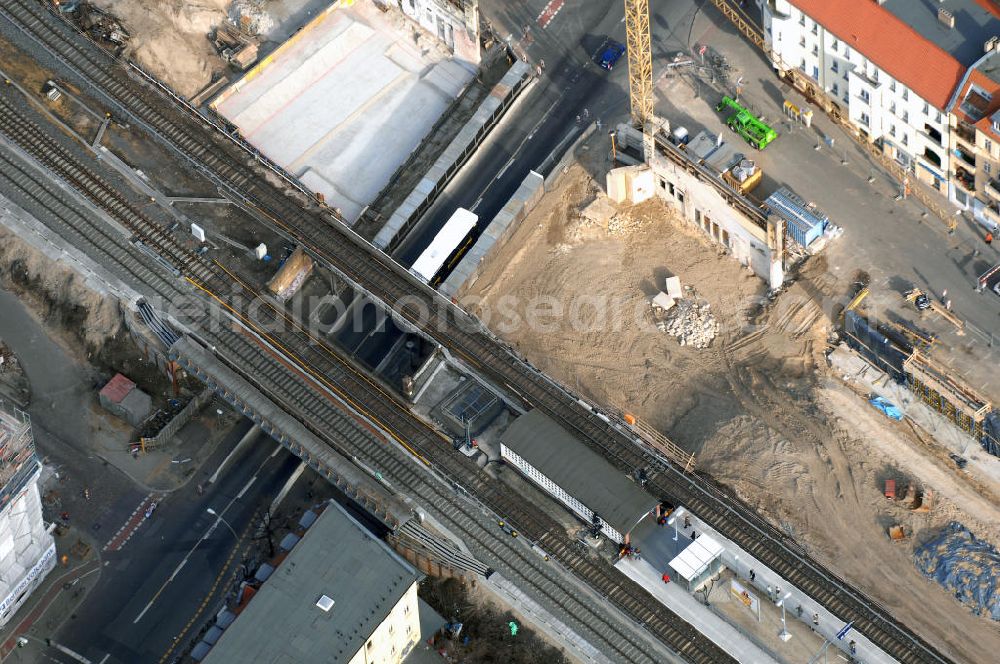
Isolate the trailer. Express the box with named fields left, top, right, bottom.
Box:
left=409, top=208, right=478, bottom=286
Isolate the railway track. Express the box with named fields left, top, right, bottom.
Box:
left=0, top=3, right=954, bottom=662
left=0, top=81, right=728, bottom=663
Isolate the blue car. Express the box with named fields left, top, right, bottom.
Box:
left=598, top=40, right=626, bottom=71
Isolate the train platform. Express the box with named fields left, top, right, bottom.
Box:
left=631, top=507, right=902, bottom=664
left=210, top=1, right=473, bottom=222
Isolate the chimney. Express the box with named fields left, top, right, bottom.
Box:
left=987, top=36, right=1000, bottom=53
left=938, top=8, right=955, bottom=29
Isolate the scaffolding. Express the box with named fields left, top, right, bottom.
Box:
left=0, top=407, right=37, bottom=509
left=904, top=351, right=991, bottom=440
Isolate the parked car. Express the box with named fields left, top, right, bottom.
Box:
left=598, top=40, right=626, bottom=71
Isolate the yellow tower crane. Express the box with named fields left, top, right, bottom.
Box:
left=624, top=0, right=654, bottom=128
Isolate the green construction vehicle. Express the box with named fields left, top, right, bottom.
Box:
left=716, top=96, right=777, bottom=150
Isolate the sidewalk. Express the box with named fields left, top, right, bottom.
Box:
left=0, top=556, right=101, bottom=661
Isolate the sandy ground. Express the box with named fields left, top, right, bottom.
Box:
left=90, top=0, right=229, bottom=98
left=460, top=161, right=1000, bottom=663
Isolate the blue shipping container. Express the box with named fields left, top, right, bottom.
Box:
left=765, top=187, right=828, bottom=248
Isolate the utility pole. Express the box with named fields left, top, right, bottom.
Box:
left=624, top=0, right=653, bottom=128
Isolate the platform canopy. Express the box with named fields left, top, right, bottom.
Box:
left=500, top=409, right=654, bottom=537
left=668, top=533, right=724, bottom=583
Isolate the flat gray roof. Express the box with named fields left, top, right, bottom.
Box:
left=500, top=410, right=654, bottom=535
left=883, top=0, right=1000, bottom=67
left=203, top=501, right=420, bottom=664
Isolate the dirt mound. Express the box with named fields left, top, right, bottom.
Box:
left=0, top=226, right=123, bottom=353
left=91, top=0, right=229, bottom=98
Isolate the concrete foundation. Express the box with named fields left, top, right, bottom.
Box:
left=211, top=1, right=474, bottom=223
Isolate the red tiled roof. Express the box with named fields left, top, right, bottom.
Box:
left=789, top=0, right=966, bottom=109
left=100, top=373, right=136, bottom=404
left=953, top=67, right=1000, bottom=139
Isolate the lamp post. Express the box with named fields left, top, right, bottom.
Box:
left=206, top=508, right=238, bottom=540
left=667, top=508, right=686, bottom=542
left=777, top=592, right=793, bottom=642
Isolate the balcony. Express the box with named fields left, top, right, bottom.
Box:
left=986, top=178, right=1000, bottom=201
left=955, top=122, right=977, bottom=146
left=953, top=145, right=976, bottom=168
left=955, top=166, right=976, bottom=193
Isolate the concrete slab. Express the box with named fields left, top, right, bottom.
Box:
left=212, top=2, right=473, bottom=223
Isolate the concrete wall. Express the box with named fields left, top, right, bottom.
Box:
left=439, top=170, right=544, bottom=297
left=374, top=60, right=533, bottom=251
left=647, top=153, right=783, bottom=287
left=399, top=0, right=480, bottom=66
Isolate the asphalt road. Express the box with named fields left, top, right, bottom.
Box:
left=45, top=427, right=298, bottom=664
left=393, top=0, right=713, bottom=269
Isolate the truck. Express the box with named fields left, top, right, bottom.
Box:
left=716, top=96, right=777, bottom=150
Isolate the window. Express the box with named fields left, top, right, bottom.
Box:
left=902, top=111, right=909, bottom=123
left=367, top=641, right=373, bottom=651
left=845, top=46, right=851, bottom=58
left=986, top=163, right=993, bottom=175
left=902, top=133, right=908, bottom=146
left=811, top=23, right=818, bottom=35
left=843, top=69, right=849, bottom=81
left=812, top=65, right=819, bottom=80
left=872, top=69, right=878, bottom=82
left=832, top=83, right=839, bottom=96
left=831, top=61, right=839, bottom=73
left=902, top=89, right=908, bottom=101
left=812, top=45, right=818, bottom=56
left=831, top=38, right=839, bottom=50
left=890, top=102, right=896, bottom=115
left=986, top=138, right=993, bottom=152
left=935, top=112, right=942, bottom=124
left=799, top=36, right=806, bottom=47
left=860, top=89, right=870, bottom=104
left=859, top=112, right=870, bottom=127
left=923, top=102, right=929, bottom=115
left=890, top=125, right=896, bottom=137
left=800, top=58, right=807, bottom=72
left=890, top=81, right=896, bottom=93
left=799, top=15, right=806, bottom=26
left=843, top=90, right=849, bottom=103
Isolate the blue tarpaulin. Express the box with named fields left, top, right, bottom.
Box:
left=869, top=396, right=903, bottom=420
left=915, top=522, right=1000, bottom=621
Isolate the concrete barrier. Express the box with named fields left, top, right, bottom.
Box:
left=439, top=170, right=544, bottom=298
left=373, top=59, right=534, bottom=251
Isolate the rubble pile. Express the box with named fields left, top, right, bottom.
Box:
left=656, top=299, right=719, bottom=348
left=228, top=0, right=274, bottom=36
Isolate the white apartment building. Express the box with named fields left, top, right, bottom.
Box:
left=0, top=407, right=56, bottom=628
left=761, top=0, right=1000, bottom=196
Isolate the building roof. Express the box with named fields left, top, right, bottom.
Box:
left=952, top=51, right=1000, bottom=140
left=789, top=0, right=986, bottom=109
left=99, top=373, right=135, bottom=404
left=203, top=502, right=420, bottom=664
left=500, top=409, right=654, bottom=535
left=668, top=533, right=724, bottom=582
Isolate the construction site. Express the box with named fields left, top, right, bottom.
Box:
left=0, top=0, right=999, bottom=663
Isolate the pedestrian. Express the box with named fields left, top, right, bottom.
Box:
left=749, top=569, right=756, bottom=582
left=946, top=299, right=952, bottom=311
left=941, top=288, right=948, bottom=303
left=987, top=232, right=994, bottom=245
left=684, top=515, right=691, bottom=529
left=849, top=640, right=857, bottom=655
left=813, top=612, right=820, bottom=627
left=662, top=572, right=671, bottom=584
left=766, top=585, right=772, bottom=599
left=690, top=530, right=697, bottom=540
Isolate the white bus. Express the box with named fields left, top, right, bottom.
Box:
left=409, top=208, right=478, bottom=285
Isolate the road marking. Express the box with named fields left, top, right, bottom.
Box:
left=209, top=425, right=260, bottom=483
left=133, top=454, right=275, bottom=624
left=495, top=158, right=515, bottom=180
left=103, top=493, right=161, bottom=553
left=235, top=476, right=256, bottom=499
left=270, top=461, right=306, bottom=514
left=536, top=0, right=565, bottom=29
left=53, top=643, right=91, bottom=663
left=97, top=655, right=110, bottom=664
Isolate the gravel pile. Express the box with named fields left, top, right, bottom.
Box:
left=656, top=299, right=718, bottom=348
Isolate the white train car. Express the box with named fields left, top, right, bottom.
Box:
left=409, top=208, right=478, bottom=285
